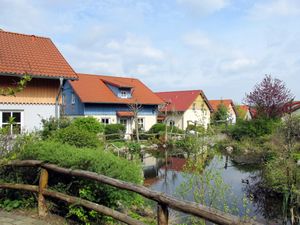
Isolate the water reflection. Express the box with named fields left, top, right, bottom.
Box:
left=143, top=152, right=287, bottom=224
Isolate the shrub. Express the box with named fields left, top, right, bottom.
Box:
left=41, top=116, right=71, bottom=139
left=72, top=117, right=105, bottom=134
left=4, top=140, right=143, bottom=223
left=148, top=123, right=165, bottom=134
left=104, top=124, right=126, bottom=140
left=186, top=124, right=205, bottom=134
left=52, top=126, right=100, bottom=148
left=228, top=118, right=280, bottom=140
left=148, top=123, right=184, bottom=135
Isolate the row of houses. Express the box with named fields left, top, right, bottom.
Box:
left=1, top=30, right=298, bottom=135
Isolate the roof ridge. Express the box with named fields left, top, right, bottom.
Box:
left=0, top=30, right=50, bottom=39
left=77, top=73, right=139, bottom=81
left=155, top=89, right=202, bottom=94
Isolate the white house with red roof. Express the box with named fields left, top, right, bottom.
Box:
left=63, top=73, right=164, bottom=135
left=156, top=90, right=213, bottom=129
left=0, top=30, right=77, bottom=133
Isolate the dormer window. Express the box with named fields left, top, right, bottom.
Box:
left=120, top=90, right=127, bottom=98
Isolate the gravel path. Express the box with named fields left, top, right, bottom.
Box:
left=0, top=210, right=62, bottom=225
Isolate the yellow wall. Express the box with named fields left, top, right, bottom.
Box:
left=0, top=76, right=60, bottom=104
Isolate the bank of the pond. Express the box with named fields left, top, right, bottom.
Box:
left=143, top=153, right=286, bottom=225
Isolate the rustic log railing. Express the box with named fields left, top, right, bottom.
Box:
left=0, top=160, right=262, bottom=225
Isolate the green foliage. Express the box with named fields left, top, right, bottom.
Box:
left=52, top=126, right=100, bottom=148
left=127, top=141, right=142, bottom=155
left=148, top=123, right=165, bottom=134
left=148, top=123, right=184, bottom=136
left=186, top=124, right=205, bottom=134
left=228, top=118, right=280, bottom=140
left=0, top=75, right=31, bottom=96
left=72, top=117, right=105, bottom=134
left=41, top=116, right=71, bottom=139
left=104, top=123, right=126, bottom=140
left=10, top=140, right=143, bottom=223
left=212, top=103, right=229, bottom=122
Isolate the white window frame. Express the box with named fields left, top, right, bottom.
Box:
left=137, top=118, right=145, bottom=130
left=0, top=111, right=23, bottom=135
left=71, top=93, right=76, bottom=105
left=120, top=90, right=127, bottom=98
left=101, top=118, right=110, bottom=124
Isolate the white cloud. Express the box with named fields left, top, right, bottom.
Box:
left=220, top=58, right=257, bottom=73
left=177, top=0, right=230, bottom=15
left=248, top=0, right=300, bottom=19
left=183, top=32, right=212, bottom=49
left=106, top=34, right=165, bottom=60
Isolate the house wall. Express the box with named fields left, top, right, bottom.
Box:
left=244, top=110, right=252, bottom=120
left=62, top=81, right=84, bottom=115
left=0, top=76, right=64, bottom=132
left=292, top=108, right=300, bottom=116
left=0, top=103, right=56, bottom=132
left=228, top=104, right=237, bottom=124
left=106, top=84, right=132, bottom=98
left=0, top=76, right=60, bottom=104
left=165, top=113, right=184, bottom=129
left=165, top=94, right=211, bottom=130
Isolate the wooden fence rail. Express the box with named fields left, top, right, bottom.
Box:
left=0, top=160, right=262, bottom=225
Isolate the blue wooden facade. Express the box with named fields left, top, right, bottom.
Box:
left=62, top=81, right=158, bottom=117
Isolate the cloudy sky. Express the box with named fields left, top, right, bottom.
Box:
left=1, top=0, right=300, bottom=102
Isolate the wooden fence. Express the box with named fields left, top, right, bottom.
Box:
left=0, top=160, right=262, bottom=225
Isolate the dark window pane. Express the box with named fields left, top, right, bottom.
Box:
left=2, top=112, right=11, bottom=123
left=13, top=124, right=21, bottom=134
left=13, top=112, right=21, bottom=123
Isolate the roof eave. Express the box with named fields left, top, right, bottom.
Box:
left=0, top=72, right=78, bottom=80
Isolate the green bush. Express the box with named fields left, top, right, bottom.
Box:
left=72, top=117, right=105, bottom=134
left=40, top=116, right=71, bottom=139
left=52, top=126, right=100, bottom=148
left=148, top=123, right=166, bottom=134
left=148, top=123, right=184, bottom=135
left=10, top=140, right=143, bottom=223
left=228, top=118, right=280, bottom=140
left=104, top=124, right=126, bottom=140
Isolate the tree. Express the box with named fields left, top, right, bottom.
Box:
left=212, top=102, right=229, bottom=123
left=245, top=75, right=294, bottom=119
left=0, top=74, right=31, bottom=96
left=128, top=101, right=142, bottom=142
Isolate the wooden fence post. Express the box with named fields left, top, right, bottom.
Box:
left=38, top=168, right=48, bottom=217
left=157, top=203, right=168, bottom=225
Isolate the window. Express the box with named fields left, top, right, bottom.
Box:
left=192, top=103, right=196, bottom=110
left=101, top=118, right=110, bottom=124
left=120, top=119, right=127, bottom=126
left=1, top=111, right=22, bottom=134
left=169, top=120, right=175, bottom=126
left=71, top=93, right=76, bottom=105
left=120, top=90, right=127, bottom=98
left=137, top=118, right=144, bottom=130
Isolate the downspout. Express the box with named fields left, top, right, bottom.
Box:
left=55, top=77, right=64, bottom=119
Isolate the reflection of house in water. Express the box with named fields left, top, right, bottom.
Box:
left=161, top=157, right=187, bottom=172
left=143, top=154, right=187, bottom=186
left=143, top=153, right=163, bottom=179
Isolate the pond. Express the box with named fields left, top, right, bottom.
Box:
left=143, top=151, right=288, bottom=225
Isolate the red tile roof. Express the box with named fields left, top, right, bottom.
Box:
left=70, top=73, right=164, bottom=105
left=155, top=90, right=213, bottom=112
left=116, top=111, right=134, bottom=117
left=0, top=30, right=77, bottom=79
left=209, top=99, right=236, bottom=113
left=282, top=101, right=300, bottom=113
